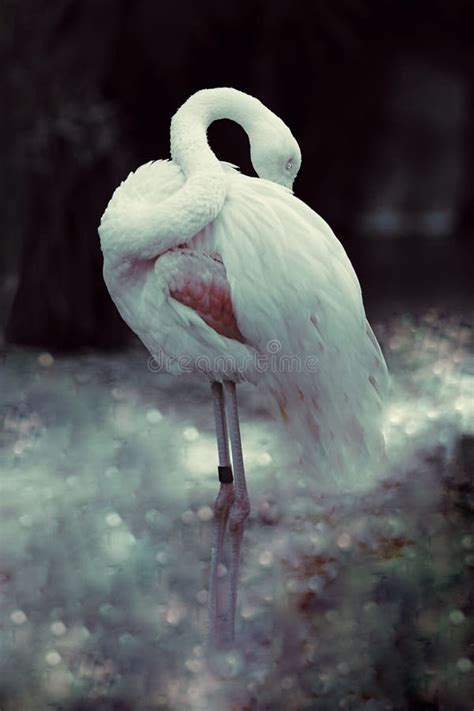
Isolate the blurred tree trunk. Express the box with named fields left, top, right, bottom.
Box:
left=5, top=0, right=131, bottom=349
left=458, top=82, right=474, bottom=238
left=6, top=138, right=131, bottom=349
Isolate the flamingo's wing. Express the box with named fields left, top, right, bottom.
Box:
left=165, top=248, right=244, bottom=342
left=208, top=171, right=389, bottom=492
left=101, top=160, right=256, bottom=383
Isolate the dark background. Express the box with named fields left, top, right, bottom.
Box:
left=1, top=0, right=473, bottom=350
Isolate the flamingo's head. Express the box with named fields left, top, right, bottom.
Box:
left=249, top=118, right=302, bottom=190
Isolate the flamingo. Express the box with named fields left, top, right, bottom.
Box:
left=98, top=87, right=388, bottom=648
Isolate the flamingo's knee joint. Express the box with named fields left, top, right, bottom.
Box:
left=229, top=495, right=250, bottom=533
left=213, top=483, right=234, bottom=518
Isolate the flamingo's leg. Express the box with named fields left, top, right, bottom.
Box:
left=223, top=381, right=250, bottom=644
left=208, top=382, right=234, bottom=647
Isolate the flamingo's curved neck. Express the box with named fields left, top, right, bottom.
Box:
left=170, top=88, right=262, bottom=176
left=100, top=89, right=270, bottom=262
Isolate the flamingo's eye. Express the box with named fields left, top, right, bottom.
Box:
left=286, top=159, right=293, bottom=171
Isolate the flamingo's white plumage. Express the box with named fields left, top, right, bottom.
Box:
left=98, top=87, right=389, bottom=645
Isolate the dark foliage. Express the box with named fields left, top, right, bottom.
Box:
left=1, top=0, right=473, bottom=346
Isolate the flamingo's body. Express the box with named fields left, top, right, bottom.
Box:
left=99, top=88, right=388, bottom=647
